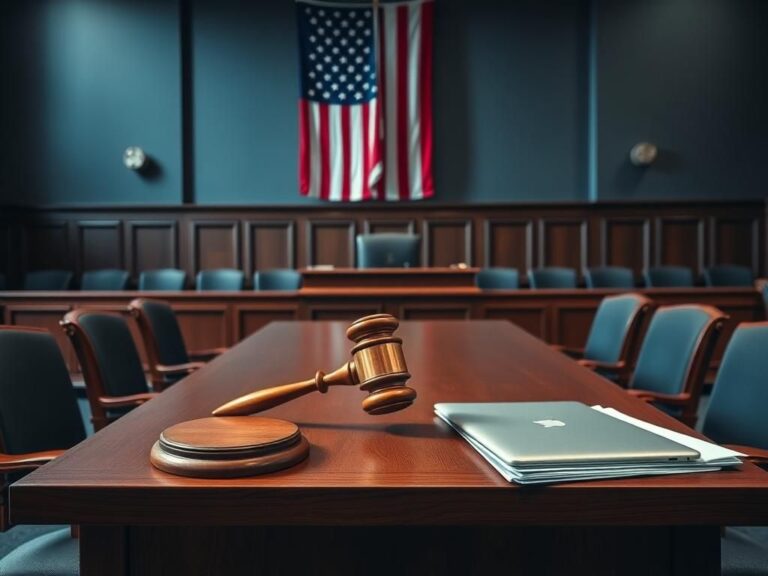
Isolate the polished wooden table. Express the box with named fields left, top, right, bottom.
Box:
left=11, top=321, right=768, bottom=575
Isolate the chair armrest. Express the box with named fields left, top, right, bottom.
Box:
left=551, top=345, right=584, bottom=359
left=627, top=389, right=691, bottom=406
left=187, top=347, right=227, bottom=362
left=0, top=450, right=66, bottom=473
left=578, top=359, right=629, bottom=373
left=723, top=444, right=768, bottom=465
left=98, top=392, right=159, bottom=409
left=156, top=362, right=206, bottom=375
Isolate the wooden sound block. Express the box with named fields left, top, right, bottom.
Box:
left=150, top=417, right=309, bottom=478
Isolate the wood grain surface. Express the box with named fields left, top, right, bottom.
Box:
left=10, top=320, right=768, bottom=527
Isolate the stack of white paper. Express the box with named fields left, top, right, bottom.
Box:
left=435, top=403, right=743, bottom=485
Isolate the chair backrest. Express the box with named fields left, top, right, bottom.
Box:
left=80, top=269, right=130, bottom=291
left=253, top=269, right=303, bottom=291
left=702, top=265, right=754, bottom=287
left=23, top=270, right=72, bottom=291
left=61, top=310, right=149, bottom=430
left=644, top=266, right=694, bottom=287
left=196, top=269, right=244, bottom=291
left=356, top=234, right=421, bottom=268
left=763, top=283, right=768, bottom=319
left=584, top=267, right=635, bottom=289
left=0, top=327, right=85, bottom=455
left=702, top=323, right=768, bottom=448
left=583, top=293, right=653, bottom=365
left=475, top=268, right=519, bottom=290
left=138, top=268, right=187, bottom=291
left=630, top=305, right=727, bottom=424
left=528, top=267, right=577, bottom=289
left=128, top=298, right=190, bottom=374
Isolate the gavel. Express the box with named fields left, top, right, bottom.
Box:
left=212, top=314, right=416, bottom=417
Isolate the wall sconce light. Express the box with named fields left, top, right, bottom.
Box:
left=123, top=147, right=147, bottom=171
left=629, top=142, right=658, bottom=167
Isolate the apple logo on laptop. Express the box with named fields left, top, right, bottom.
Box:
left=533, top=419, right=566, bottom=428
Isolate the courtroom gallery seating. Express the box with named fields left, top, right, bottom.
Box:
left=253, top=269, right=303, bottom=290
left=128, top=298, right=225, bottom=390
left=0, top=326, right=83, bottom=575
left=79, top=269, right=130, bottom=291
left=622, top=305, right=727, bottom=427
left=702, top=265, right=755, bottom=287
left=355, top=233, right=421, bottom=268
left=138, top=268, right=187, bottom=291
left=558, top=293, right=653, bottom=387
left=22, top=270, right=72, bottom=291
left=528, top=267, right=578, bottom=289
left=196, top=268, right=245, bottom=291
left=61, top=310, right=158, bottom=431
left=697, top=322, right=768, bottom=574
left=643, top=266, right=695, bottom=287
left=475, top=267, right=519, bottom=290
left=584, top=266, right=635, bottom=288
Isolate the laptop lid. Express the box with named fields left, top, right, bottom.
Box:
left=434, top=401, right=699, bottom=466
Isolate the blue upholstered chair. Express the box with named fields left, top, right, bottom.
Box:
left=253, top=269, right=303, bottom=291
left=196, top=269, right=244, bottom=291
left=0, top=326, right=84, bottom=575
left=698, top=323, right=768, bottom=575
left=80, top=269, right=130, bottom=291
left=626, top=305, right=727, bottom=427
left=23, top=270, right=72, bottom=291
left=528, top=267, right=577, bottom=289
left=643, top=266, right=694, bottom=287
left=128, top=298, right=225, bottom=391
left=702, top=265, right=754, bottom=287
left=559, top=294, right=653, bottom=387
left=584, top=266, right=635, bottom=289
left=138, top=268, right=187, bottom=291
left=763, top=283, right=768, bottom=319
left=61, top=310, right=158, bottom=431
left=356, top=234, right=421, bottom=268
left=475, top=268, right=519, bottom=290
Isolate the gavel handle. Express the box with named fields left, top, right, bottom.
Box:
left=212, top=363, right=357, bottom=417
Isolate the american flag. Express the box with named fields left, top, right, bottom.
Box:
left=297, top=0, right=434, bottom=202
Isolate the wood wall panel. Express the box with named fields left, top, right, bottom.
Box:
left=174, top=305, right=231, bottom=350
left=552, top=305, right=599, bottom=347
left=245, top=221, right=295, bottom=274
left=236, top=305, right=299, bottom=340
left=127, top=221, right=178, bottom=277
left=190, top=221, right=240, bottom=273
left=306, top=220, right=355, bottom=267
left=77, top=220, right=123, bottom=273
left=308, top=304, right=383, bottom=321
left=484, top=219, right=534, bottom=276
left=539, top=219, right=588, bottom=274
left=709, top=217, right=759, bottom=272
left=600, top=217, right=650, bottom=279
left=22, top=221, right=71, bottom=272
left=424, top=220, right=472, bottom=267
left=655, top=217, right=705, bottom=273
left=1, top=200, right=764, bottom=286
left=480, top=307, right=548, bottom=339
left=398, top=304, right=471, bottom=320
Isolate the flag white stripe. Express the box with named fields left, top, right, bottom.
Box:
left=368, top=99, right=382, bottom=195
left=383, top=5, right=400, bottom=201
left=350, top=105, right=363, bottom=201
left=308, top=103, right=322, bottom=198
left=328, top=106, right=343, bottom=202
left=407, top=3, right=423, bottom=200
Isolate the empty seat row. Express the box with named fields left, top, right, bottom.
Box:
left=476, top=265, right=757, bottom=289
left=4, top=268, right=303, bottom=291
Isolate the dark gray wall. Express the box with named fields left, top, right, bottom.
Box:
left=0, top=0, right=766, bottom=206
left=597, top=0, right=768, bottom=200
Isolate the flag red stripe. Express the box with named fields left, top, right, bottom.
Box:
left=396, top=6, right=410, bottom=201
left=319, top=104, right=331, bottom=201
left=299, top=99, right=311, bottom=195
left=340, top=106, right=351, bottom=202
left=419, top=2, right=434, bottom=198
left=377, top=10, right=387, bottom=201
left=361, top=102, right=371, bottom=200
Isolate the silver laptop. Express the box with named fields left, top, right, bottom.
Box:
left=434, top=401, right=699, bottom=467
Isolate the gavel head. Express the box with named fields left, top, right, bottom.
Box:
left=345, top=314, right=416, bottom=415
